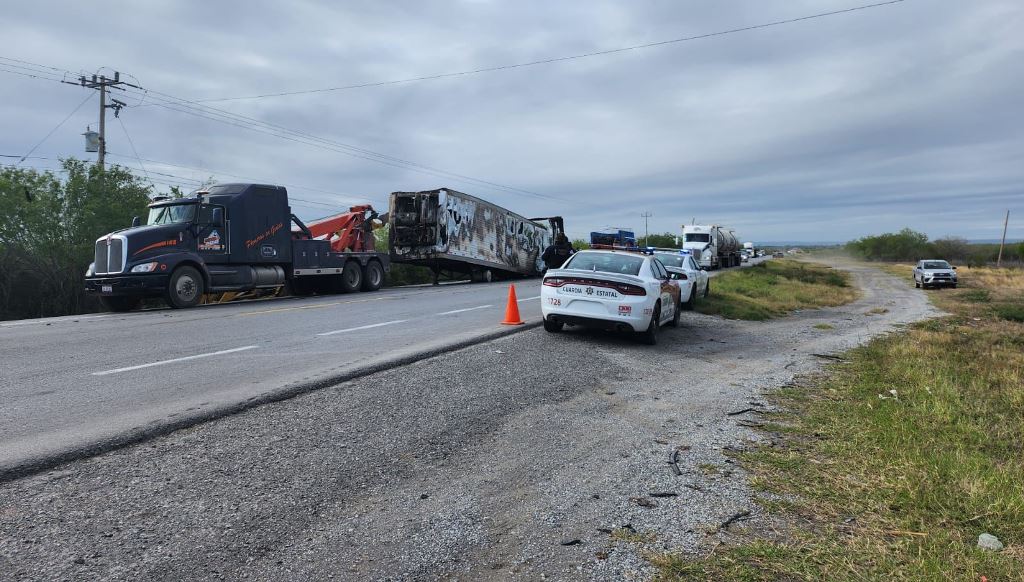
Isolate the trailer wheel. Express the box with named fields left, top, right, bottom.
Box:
left=362, top=260, right=383, bottom=292
left=100, top=296, right=141, bottom=312
left=166, top=266, right=204, bottom=309
left=341, top=261, right=363, bottom=293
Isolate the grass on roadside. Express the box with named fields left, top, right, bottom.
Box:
left=657, top=266, right=1024, bottom=580
left=696, top=259, right=858, bottom=321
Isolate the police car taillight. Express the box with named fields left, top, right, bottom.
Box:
left=543, top=277, right=565, bottom=287
left=615, top=284, right=647, bottom=296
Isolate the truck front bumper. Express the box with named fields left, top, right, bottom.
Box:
left=85, top=274, right=169, bottom=297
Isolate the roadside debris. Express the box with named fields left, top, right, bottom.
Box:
left=812, top=353, right=847, bottom=361
left=727, top=407, right=756, bottom=416
left=719, top=509, right=751, bottom=530
left=560, top=539, right=582, bottom=546
left=977, top=533, right=1004, bottom=551
left=630, top=497, right=657, bottom=508
left=649, top=491, right=678, bottom=498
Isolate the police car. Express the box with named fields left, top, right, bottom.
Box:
left=651, top=249, right=710, bottom=310
left=541, top=249, right=682, bottom=345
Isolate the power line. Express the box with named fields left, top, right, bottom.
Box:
left=13, top=92, right=94, bottom=166
left=0, top=57, right=563, bottom=201
left=116, top=116, right=154, bottom=186
left=191, top=0, right=908, bottom=104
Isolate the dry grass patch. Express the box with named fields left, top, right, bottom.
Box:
left=658, top=265, right=1024, bottom=580
left=696, top=260, right=858, bottom=321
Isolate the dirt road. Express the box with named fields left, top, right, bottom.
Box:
left=0, top=260, right=937, bottom=581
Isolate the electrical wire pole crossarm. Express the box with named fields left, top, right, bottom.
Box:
left=70, top=72, right=138, bottom=170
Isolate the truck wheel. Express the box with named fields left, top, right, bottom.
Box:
left=914, top=279, right=920, bottom=288
left=362, top=260, right=383, bottom=292
left=639, top=303, right=660, bottom=345
left=166, top=266, right=204, bottom=309
left=341, top=261, right=363, bottom=293
left=100, top=296, right=141, bottom=312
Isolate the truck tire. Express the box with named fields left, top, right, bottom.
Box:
left=100, top=296, right=141, bottom=313
left=362, top=260, right=384, bottom=292
left=340, top=261, right=363, bottom=293
left=639, top=302, right=660, bottom=345
left=166, top=266, right=204, bottom=309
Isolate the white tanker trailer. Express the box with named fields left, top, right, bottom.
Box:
left=681, top=224, right=741, bottom=269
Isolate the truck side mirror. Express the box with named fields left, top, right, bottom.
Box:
left=131, top=216, right=140, bottom=228
left=211, top=207, right=224, bottom=227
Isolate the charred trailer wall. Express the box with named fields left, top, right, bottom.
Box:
left=388, top=188, right=552, bottom=277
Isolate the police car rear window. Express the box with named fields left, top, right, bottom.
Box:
left=564, top=252, right=644, bottom=276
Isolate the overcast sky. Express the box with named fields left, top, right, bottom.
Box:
left=2, top=0, right=1021, bottom=242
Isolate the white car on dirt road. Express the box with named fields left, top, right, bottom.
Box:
left=541, top=250, right=682, bottom=344
left=652, top=250, right=710, bottom=310
left=913, top=259, right=958, bottom=289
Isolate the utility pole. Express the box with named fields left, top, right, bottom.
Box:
left=641, top=211, right=652, bottom=247
left=997, top=209, right=1010, bottom=268
left=68, top=72, right=132, bottom=170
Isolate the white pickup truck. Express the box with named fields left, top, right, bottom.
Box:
left=913, top=259, right=958, bottom=289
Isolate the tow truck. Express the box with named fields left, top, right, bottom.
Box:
left=85, top=183, right=389, bottom=311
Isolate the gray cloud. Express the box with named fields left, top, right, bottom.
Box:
left=2, top=0, right=1021, bottom=243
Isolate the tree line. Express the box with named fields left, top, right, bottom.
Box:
left=1, top=160, right=151, bottom=321
left=846, top=228, right=1024, bottom=266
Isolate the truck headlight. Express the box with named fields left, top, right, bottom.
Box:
left=130, top=261, right=159, bottom=273
left=85, top=262, right=95, bottom=277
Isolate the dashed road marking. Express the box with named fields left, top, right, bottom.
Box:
left=317, top=320, right=408, bottom=337
left=437, top=305, right=493, bottom=316
left=92, top=345, right=259, bottom=376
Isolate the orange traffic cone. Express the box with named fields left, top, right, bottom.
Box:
left=501, top=284, right=525, bottom=325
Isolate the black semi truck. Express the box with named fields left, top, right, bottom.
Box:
left=85, top=183, right=389, bottom=311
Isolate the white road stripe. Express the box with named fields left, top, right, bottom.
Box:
left=516, top=295, right=541, bottom=302
left=1, top=314, right=114, bottom=328
left=92, top=345, right=259, bottom=376
left=316, top=319, right=407, bottom=337
left=437, top=305, right=493, bottom=316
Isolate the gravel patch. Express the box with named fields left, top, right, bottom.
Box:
left=0, top=259, right=937, bottom=581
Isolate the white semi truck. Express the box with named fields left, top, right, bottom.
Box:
left=681, top=224, right=741, bottom=269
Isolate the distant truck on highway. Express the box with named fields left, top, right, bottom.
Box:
left=85, top=183, right=390, bottom=311
left=388, top=187, right=563, bottom=283
left=589, top=229, right=637, bottom=248
left=681, top=224, right=741, bottom=269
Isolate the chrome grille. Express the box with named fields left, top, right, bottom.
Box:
left=93, top=236, right=126, bottom=274
left=108, top=238, right=124, bottom=273
left=94, top=239, right=109, bottom=273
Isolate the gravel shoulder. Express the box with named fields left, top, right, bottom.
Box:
left=0, top=259, right=938, bottom=581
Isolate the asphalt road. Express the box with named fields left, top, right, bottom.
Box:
left=0, top=279, right=543, bottom=476
left=0, top=258, right=761, bottom=479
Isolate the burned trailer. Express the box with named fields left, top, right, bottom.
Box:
left=388, top=188, right=563, bottom=283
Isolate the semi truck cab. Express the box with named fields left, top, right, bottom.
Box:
left=85, top=183, right=388, bottom=311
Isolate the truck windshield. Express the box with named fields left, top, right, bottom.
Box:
left=685, top=233, right=710, bottom=243
left=922, top=261, right=951, bottom=269
left=148, top=203, right=196, bottom=225
left=563, top=252, right=644, bottom=276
